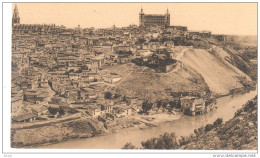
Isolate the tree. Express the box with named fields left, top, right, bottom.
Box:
left=194, top=126, right=205, bottom=137
left=213, top=118, right=223, bottom=127
left=141, top=132, right=179, bottom=149
left=194, top=129, right=198, bottom=137
left=59, top=107, right=65, bottom=115
left=162, top=101, right=168, bottom=109
left=157, top=100, right=162, bottom=109
left=244, top=100, right=255, bottom=112
left=48, top=107, right=58, bottom=115
left=169, top=100, right=176, bottom=108
left=177, top=98, right=181, bottom=109
left=141, top=138, right=157, bottom=149
left=122, top=142, right=137, bottom=149
left=141, top=101, right=153, bottom=114
left=198, top=126, right=205, bottom=135
left=179, top=136, right=192, bottom=146
left=104, top=91, right=112, bottom=100
left=205, top=124, right=214, bottom=132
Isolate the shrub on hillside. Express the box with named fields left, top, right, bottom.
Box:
left=243, top=100, right=255, bottom=112
left=48, top=107, right=58, bottom=115
left=194, top=126, right=205, bottom=137
left=141, top=101, right=153, bottom=114
left=141, top=132, right=179, bottom=149
left=59, top=107, right=65, bottom=115
left=205, top=124, right=214, bottom=132
left=104, top=91, right=112, bottom=100
left=179, top=136, right=192, bottom=146
left=122, top=142, right=137, bottom=149
left=213, top=118, right=223, bottom=127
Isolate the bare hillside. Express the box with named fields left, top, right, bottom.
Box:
left=107, top=62, right=209, bottom=102
left=104, top=46, right=253, bottom=100
left=180, top=48, right=250, bottom=95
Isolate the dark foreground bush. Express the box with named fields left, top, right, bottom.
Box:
left=141, top=132, right=179, bottom=149
left=122, top=142, right=137, bottom=149
left=213, top=118, right=223, bottom=127
left=205, top=124, right=214, bottom=132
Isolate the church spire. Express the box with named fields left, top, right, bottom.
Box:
left=12, top=3, right=20, bottom=26
left=140, top=5, right=144, bottom=14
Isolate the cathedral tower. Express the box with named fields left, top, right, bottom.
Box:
left=12, top=4, right=20, bottom=26
left=139, top=7, right=145, bottom=27
left=165, top=8, right=170, bottom=26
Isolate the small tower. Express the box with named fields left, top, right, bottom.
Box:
left=139, top=6, right=145, bottom=27
left=165, top=8, right=170, bottom=27
left=12, top=4, right=20, bottom=26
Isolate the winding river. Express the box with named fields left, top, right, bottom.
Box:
left=40, top=89, right=257, bottom=149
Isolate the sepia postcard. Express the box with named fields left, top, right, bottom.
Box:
left=2, top=1, right=258, bottom=155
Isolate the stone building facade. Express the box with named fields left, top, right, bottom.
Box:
left=181, top=97, right=205, bottom=116
left=139, top=8, right=170, bottom=27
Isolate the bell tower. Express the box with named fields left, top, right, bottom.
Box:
left=139, top=6, right=145, bottom=27
left=165, top=8, right=170, bottom=26
left=12, top=4, right=20, bottom=26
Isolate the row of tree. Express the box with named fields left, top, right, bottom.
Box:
left=122, top=118, right=223, bottom=149
left=141, top=99, right=181, bottom=114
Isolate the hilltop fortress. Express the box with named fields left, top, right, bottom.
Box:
left=139, top=7, right=170, bottom=27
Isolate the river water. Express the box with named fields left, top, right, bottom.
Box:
left=40, top=89, right=257, bottom=149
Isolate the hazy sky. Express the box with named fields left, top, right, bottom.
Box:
left=13, top=3, right=257, bottom=35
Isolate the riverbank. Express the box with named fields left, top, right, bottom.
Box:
left=11, top=87, right=256, bottom=149
left=11, top=118, right=107, bottom=148
left=135, top=112, right=182, bottom=127
left=132, top=96, right=257, bottom=150
left=36, top=88, right=256, bottom=149
left=11, top=111, right=181, bottom=148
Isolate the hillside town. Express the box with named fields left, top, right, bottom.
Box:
left=10, top=4, right=257, bottom=148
